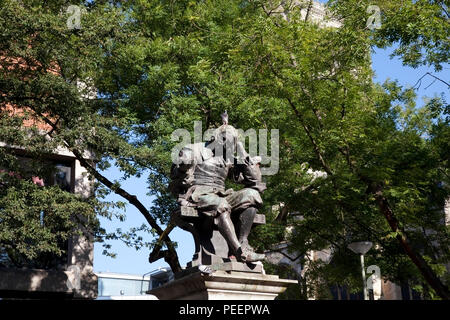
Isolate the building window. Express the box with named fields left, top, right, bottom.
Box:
left=0, top=156, right=75, bottom=269
left=98, top=277, right=151, bottom=297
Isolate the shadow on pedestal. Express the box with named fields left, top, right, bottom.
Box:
left=147, top=268, right=298, bottom=300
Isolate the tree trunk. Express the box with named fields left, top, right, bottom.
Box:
left=370, top=183, right=450, bottom=300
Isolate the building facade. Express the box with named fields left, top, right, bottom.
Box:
left=0, top=146, right=98, bottom=299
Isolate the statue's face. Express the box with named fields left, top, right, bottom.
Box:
left=213, top=126, right=237, bottom=161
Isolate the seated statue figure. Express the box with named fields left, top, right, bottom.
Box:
left=169, top=116, right=266, bottom=263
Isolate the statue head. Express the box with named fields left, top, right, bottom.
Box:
left=207, top=111, right=238, bottom=162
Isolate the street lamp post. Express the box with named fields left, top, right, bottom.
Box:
left=348, top=241, right=373, bottom=300
left=359, top=253, right=368, bottom=300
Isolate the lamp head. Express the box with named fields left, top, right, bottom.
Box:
left=348, top=241, right=373, bottom=255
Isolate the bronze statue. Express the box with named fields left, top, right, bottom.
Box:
left=169, top=113, right=266, bottom=265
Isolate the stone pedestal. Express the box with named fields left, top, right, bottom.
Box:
left=147, top=268, right=297, bottom=300
left=157, top=204, right=297, bottom=300
left=172, top=206, right=266, bottom=267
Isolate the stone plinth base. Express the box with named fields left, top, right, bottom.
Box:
left=147, top=270, right=297, bottom=300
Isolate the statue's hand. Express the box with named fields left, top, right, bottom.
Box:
left=242, top=157, right=262, bottom=182
left=248, top=156, right=261, bottom=165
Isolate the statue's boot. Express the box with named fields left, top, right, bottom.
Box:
left=243, top=250, right=266, bottom=262
left=236, top=247, right=265, bottom=263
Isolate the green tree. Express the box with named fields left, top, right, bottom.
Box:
left=0, top=169, right=98, bottom=268
left=242, top=0, right=450, bottom=299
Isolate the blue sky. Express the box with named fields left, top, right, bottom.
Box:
left=93, top=170, right=195, bottom=275
left=371, top=48, right=448, bottom=107
left=93, top=12, right=449, bottom=277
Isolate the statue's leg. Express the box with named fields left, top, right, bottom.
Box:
left=237, top=207, right=257, bottom=250
left=216, top=199, right=241, bottom=254
left=226, top=189, right=265, bottom=262
left=197, top=193, right=242, bottom=256
left=197, top=191, right=264, bottom=263
left=227, top=188, right=262, bottom=248
left=214, top=198, right=263, bottom=263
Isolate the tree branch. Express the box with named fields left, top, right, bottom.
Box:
left=22, top=103, right=182, bottom=272
left=413, top=72, right=450, bottom=90
left=286, top=97, right=333, bottom=176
